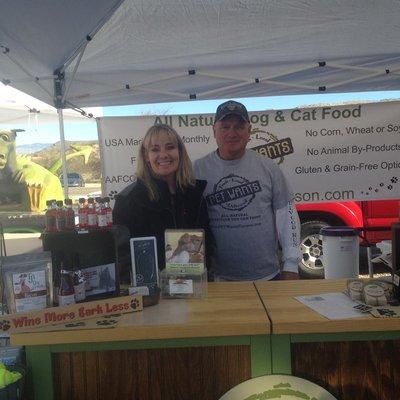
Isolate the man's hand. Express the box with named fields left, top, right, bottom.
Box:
left=280, top=271, right=299, bottom=280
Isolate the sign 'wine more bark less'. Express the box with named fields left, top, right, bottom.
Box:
left=0, top=295, right=143, bottom=333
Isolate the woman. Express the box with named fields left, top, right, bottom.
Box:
left=113, top=124, right=214, bottom=272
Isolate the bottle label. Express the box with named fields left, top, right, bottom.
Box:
left=58, top=294, right=75, bottom=306
left=56, top=216, right=66, bottom=231
left=79, top=212, right=88, bottom=226
left=45, top=216, right=56, bottom=232
left=74, top=282, right=86, bottom=301
left=98, top=214, right=107, bottom=227
left=53, top=286, right=59, bottom=305
left=106, top=210, right=113, bottom=226
left=66, top=217, right=75, bottom=229
left=88, top=213, right=97, bottom=227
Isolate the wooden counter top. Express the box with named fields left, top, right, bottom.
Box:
left=255, top=279, right=400, bottom=334
left=11, top=282, right=270, bottom=346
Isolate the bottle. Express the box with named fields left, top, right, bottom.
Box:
left=95, top=197, right=102, bottom=214
left=55, top=200, right=66, bottom=232
left=104, top=197, right=113, bottom=227
left=72, top=254, right=86, bottom=302
left=58, top=260, right=75, bottom=306
left=78, top=198, right=88, bottom=229
left=97, top=198, right=108, bottom=229
left=53, top=251, right=63, bottom=305
left=64, top=198, right=75, bottom=230
left=87, top=198, right=97, bottom=228
left=45, top=199, right=57, bottom=232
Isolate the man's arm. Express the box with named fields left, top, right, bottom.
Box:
left=275, top=201, right=301, bottom=280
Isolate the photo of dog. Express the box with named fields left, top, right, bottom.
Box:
left=165, top=230, right=204, bottom=264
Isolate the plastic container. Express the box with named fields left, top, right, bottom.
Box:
left=0, top=347, right=23, bottom=367
left=320, top=227, right=359, bottom=279
left=160, top=268, right=207, bottom=299
left=376, top=240, right=392, bottom=256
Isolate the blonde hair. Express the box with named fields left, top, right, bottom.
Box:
left=137, top=124, right=195, bottom=201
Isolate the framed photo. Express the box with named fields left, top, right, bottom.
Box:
left=130, top=237, right=159, bottom=291
left=165, top=229, right=205, bottom=273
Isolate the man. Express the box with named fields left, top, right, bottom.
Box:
left=193, top=100, right=300, bottom=281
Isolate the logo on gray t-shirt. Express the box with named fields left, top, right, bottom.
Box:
left=206, top=174, right=261, bottom=211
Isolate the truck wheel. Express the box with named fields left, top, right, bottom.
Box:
left=299, top=220, right=330, bottom=279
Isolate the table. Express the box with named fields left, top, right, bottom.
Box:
left=11, top=282, right=270, bottom=400
left=255, top=279, right=400, bottom=399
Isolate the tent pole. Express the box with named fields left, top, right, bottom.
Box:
left=57, top=109, right=69, bottom=199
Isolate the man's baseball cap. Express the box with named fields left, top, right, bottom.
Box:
left=214, top=100, right=250, bottom=123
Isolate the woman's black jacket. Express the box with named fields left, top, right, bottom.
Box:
left=113, top=178, right=214, bottom=272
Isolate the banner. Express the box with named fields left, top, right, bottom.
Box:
left=98, top=101, right=400, bottom=204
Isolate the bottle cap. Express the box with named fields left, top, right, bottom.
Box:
left=78, top=198, right=86, bottom=204
left=65, top=198, right=72, bottom=205
left=56, top=200, right=64, bottom=207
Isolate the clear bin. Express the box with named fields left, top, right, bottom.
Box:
left=160, top=268, right=207, bottom=299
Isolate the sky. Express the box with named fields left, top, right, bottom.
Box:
left=1, top=86, right=400, bottom=145
left=103, top=91, right=400, bottom=117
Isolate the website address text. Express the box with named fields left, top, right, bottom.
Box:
left=294, top=189, right=355, bottom=203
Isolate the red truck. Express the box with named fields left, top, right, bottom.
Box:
left=296, top=199, right=399, bottom=278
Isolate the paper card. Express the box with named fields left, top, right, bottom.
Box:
left=169, top=279, right=194, bottom=294
left=83, top=262, right=116, bottom=297
left=165, top=229, right=205, bottom=273
left=295, top=292, right=365, bottom=320
left=129, top=286, right=150, bottom=296
left=12, top=269, right=48, bottom=313
left=0, top=295, right=142, bottom=333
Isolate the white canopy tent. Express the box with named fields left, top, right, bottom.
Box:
left=0, top=83, right=93, bottom=125
left=1, top=0, right=400, bottom=109
left=1, top=0, right=400, bottom=197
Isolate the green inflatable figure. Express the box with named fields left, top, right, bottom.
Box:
left=0, top=129, right=64, bottom=211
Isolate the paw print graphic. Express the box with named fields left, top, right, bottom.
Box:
left=391, top=177, right=398, bottom=184
left=96, top=319, right=117, bottom=326
left=0, top=320, right=11, bottom=331
left=104, top=314, right=121, bottom=319
left=108, top=190, right=118, bottom=200
left=130, top=298, right=140, bottom=310
left=387, top=185, right=393, bottom=190
left=65, top=322, right=85, bottom=328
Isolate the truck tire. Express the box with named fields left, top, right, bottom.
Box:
left=299, top=220, right=330, bottom=279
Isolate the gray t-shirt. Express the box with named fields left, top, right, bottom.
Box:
left=194, top=149, right=292, bottom=281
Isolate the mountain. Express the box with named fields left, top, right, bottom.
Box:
left=29, top=140, right=101, bottom=182
left=16, top=143, right=53, bottom=154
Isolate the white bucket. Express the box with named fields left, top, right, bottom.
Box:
left=321, top=227, right=359, bottom=279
